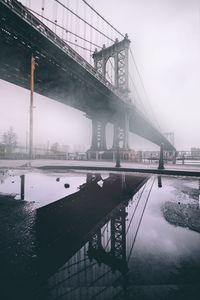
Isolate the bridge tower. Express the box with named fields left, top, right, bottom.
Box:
left=93, top=34, right=130, bottom=98
left=88, top=35, right=133, bottom=161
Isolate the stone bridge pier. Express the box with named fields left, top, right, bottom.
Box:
left=112, top=112, right=133, bottom=161
left=87, top=118, right=107, bottom=160
left=87, top=113, right=134, bottom=161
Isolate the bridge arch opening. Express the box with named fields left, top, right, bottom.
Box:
left=105, top=57, right=115, bottom=86
left=106, top=123, right=114, bottom=150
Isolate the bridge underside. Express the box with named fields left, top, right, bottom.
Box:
left=0, top=1, right=175, bottom=151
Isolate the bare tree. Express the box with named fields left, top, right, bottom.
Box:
left=3, top=127, right=17, bottom=154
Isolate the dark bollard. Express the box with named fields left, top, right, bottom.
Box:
left=158, top=143, right=165, bottom=170
left=115, top=147, right=121, bottom=168
left=172, top=151, right=177, bottom=165
left=20, top=174, right=25, bottom=200
left=157, top=176, right=162, bottom=188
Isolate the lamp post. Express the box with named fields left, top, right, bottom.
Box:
left=29, top=54, right=35, bottom=161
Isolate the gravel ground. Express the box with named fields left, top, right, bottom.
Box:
left=0, top=195, right=38, bottom=300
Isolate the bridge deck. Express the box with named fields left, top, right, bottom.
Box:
left=0, top=159, right=199, bottom=177
left=0, top=0, right=175, bottom=151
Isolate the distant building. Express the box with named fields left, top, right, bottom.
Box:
left=73, top=144, right=85, bottom=152
left=191, top=148, right=200, bottom=157
left=61, top=145, right=70, bottom=153
left=0, top=143, right=6, bottom=158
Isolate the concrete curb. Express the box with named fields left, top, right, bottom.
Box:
left=38, top=165, right=200, bottom=177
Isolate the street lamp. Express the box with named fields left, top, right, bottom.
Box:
left=29, top=54, right=35, bottom=161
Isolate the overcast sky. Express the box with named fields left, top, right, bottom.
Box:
left=0, top=0, right=200, bottom=150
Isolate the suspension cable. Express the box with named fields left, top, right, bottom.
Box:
left=26, top=7, right=102, bottom=49
left=129, top=72, right=147, bottom=112
left=81, top=0, right=124, bottom=38
left=127, top=177, right=155, bottom=262
left=130, top=48, right=160, bottom=128
left=126, top=181, right=148, bottom=234
left=63, top=39, right=93, bottom=52
left=55, top=0, right=115, bottom=42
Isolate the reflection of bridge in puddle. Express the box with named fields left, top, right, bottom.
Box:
left=36, top=172, right=153, bottom=300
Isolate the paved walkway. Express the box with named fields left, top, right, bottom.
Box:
left=0, top=159, right=200, bottom=176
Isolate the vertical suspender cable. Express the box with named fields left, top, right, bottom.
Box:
left=83, top=2, right=87, bottom=59
left=53, top=0, right=56, bottom=33
left=55, top=1, right=58, bottom=33
left=102, top=18, right=105, bottom=47
left=81, top=0, right=124, bottom=38
left=89, top=8, right=93, bottom=64
left=41, top=0, right=45, bottom=22
left=62, top=3, right=65, bottom=38
left=65, top=0, right=69, bottom=42
left=96, top=12, right=99, bottom=49
left=75, top=0, right=79, bottom=52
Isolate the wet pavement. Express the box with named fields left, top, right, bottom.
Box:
left=0, top=169, right=200, bottom=300
left=0, top=158, right=200, bottom=172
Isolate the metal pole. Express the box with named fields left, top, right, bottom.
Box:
left=20, top=174, right=25, bottom=200
left=29, top=54, right=35, bottom=160
left=158, top=143, right=164, bottom=170
left=157, top=176, right=162, bottom=188
left=115, top=146, right=121, bottom=168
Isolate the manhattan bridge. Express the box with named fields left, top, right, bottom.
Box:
left=0, top=0, right=175, bottom=160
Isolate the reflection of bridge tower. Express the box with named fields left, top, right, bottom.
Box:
left=88, top=35, right=133, bottom=160
left=88, top=205, right=128, bottom=274
left=111, top=207, right=127, bottom=263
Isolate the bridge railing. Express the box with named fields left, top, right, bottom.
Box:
left=2, top=0, right=125, bottom=101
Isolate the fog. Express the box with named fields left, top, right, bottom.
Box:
left=0, top=0, right=200, bottom=150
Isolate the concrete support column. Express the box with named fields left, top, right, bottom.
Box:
left=113, top=113, right=129, bottom=150
left=100, top=122, right=107, bottom=150
left=90, top=119, right=98, bottom=151
left=123, top=113, right=129, bottom=150
left=113, top=123, right=119, bottom=150
left=90, top=119, right=107, bottom=151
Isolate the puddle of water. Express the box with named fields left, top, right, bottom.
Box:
left=0, top=171, right=89, bottom=208
left=36, top=174, right=200, bottom=300
left=0, top=171, right=200, bottom=300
